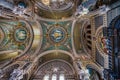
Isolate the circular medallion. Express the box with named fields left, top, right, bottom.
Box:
left=14, top=28, right=27, bottom=42
left=48, top=26, right=67, bottom=44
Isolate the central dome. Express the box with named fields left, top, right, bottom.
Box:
left=35, top=0, right=74, bottom=19
left=41, top=0, right=73, bottom=10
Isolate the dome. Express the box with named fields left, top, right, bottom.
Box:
left=35, top=0, right=74, bottom=19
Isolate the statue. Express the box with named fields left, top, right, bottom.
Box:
left=9, top=68, right=24, bottom=80
left=0, top=69, right=4, bottom=78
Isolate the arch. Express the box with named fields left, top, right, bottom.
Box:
left=86, top=64, right=103, bottom=78
left=71, top=19, right=77, bottom=56
left=32, top=59, right=76, bottom=80
left=107, top=15, right=120, bottom=76
left=87, top=67, right=102, bottom=80
left=37, top=59, right=75, bottom=73
left=79, top=19, right=92, bottom=56
left=34, top=50, right=75, bottom=63
left=109, top=15, right=120, bottom=29
left=72, top=19, right=91, bottom=57
left=35, top=0, right=74, bottom=19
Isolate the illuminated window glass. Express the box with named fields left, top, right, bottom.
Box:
left=52, top=74, right=57, bottom=80
left=59, top=74, right=65, bottom=80
left=51, top=0, right=57, bottom=2
left=43, top=74, right=49, bottom=80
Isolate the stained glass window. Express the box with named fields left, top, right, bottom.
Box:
left=59, top=74, right=65, bottom=80
left=52, top=74, right=57, bottom=80
left=43, top=74, right=49, bottom=80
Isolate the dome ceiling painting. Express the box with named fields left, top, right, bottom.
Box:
left=0, top=21, right=33, bottom=61
left=39, top=20, right=72, bottom=52
left=35, top=0, right=74, bottom=19
left=0, top=0, right=119, bottom=80
left=32, top=60, right=75, bottom=79
left=0, top=0, right=111, bottom=62
left=40, top=0, right=73, bottom=10
left=0, top=21, right=30, bottom=50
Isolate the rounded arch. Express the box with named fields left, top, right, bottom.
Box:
left=71, top=19, right=77, bottom=56
left=35, top=0, right=74, bottom=19
left=31, top=59, right=76, bottom=80
left=86, top=64, right=103, bottom=78
left=34, top=50, right=75, bottom=63
left=79, top=19, right=92, bottom=56
left=27, top=50, right=76, bottom=80
left=109, top=15, right=120, bottom=29
left=72, top=19, right=92, bottom=57
left=36, top=59, right=76, bottom=74
left=107, top=15, right=120, bottom=75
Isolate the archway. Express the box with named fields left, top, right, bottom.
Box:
left=30, top=51, right=77, bottom=80
left=86, top=64, right=103, bottom=80
left=87, top=68, right=102, bottom=80
left=106, top=15, right=120, bottom=78
left=32, top=60, right=75, bottom=80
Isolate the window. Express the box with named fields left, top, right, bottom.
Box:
left=51, top=0, right=57, bottom=2
left=43, top=74, right=49, bottom=80
left=59, top=74, right=65, bottom=80
left=44, top=73, right=65, bottom=80
left=52, top=74, right=57, bottom=80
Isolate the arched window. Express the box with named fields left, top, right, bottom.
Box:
left=52, top=74, right=57, bottom=80
left=51, top=0, right=57, bottom=2
left=43, top=74, right=49, bottom=80
left=59, top=74, right=65, bottom=80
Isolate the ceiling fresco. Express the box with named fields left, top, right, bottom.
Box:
left=0, top=21, right=30, bottom=51
left=39, top=20, right=72, bottom=52
left=37, top=0, right=73, bottom=10
left=0, top=0, right=119, bottom=80
left=0, top=21, right=34, bottom=61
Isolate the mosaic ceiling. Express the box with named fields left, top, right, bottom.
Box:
left=40, top=20, right=72, bottom=52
